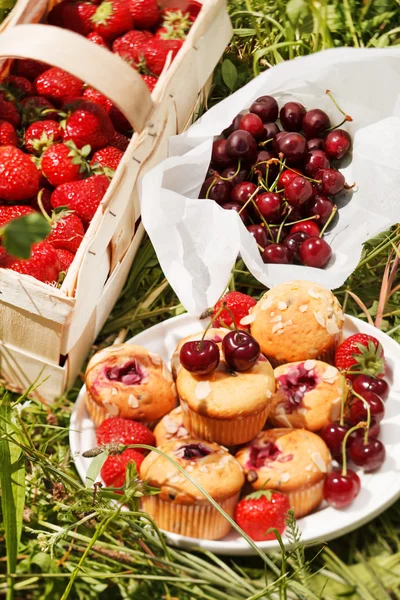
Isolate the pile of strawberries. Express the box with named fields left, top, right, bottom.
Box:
left=48, top=0, right=202, bottom=91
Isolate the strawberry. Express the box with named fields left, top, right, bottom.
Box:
left=96, top=417, right=155, bottom=448
left=140, top=38, right=182, bottom=76
left=87, top=31, right=109, bottom=48
left=1, top=241, right=61, bottom=284
left=20, top=96, right=58, bottom=125
left=25, top=120, right=63, bottom=154
left=334, top=333, right=385, bottom=379
left=41, top=141, right=90, bottom=187
left=31, top=188, right=53, bottom=214
left=51, top=174, right=110, bottom=226
left=128, top=0, right=160, bottom=28
left=110, top=131, right=130, bottom=152
left=48, top=0, right=97, bottom=35
left=13, top=59, right=49, bottom=82
left=82, top=86, right=113, bottom=112
left=46, top=209, right=85, bottom=254
left=1, top=76, right=34, bottom=100
left=90, top=146, right=123, bottom=172
left=101, top=448, right=144, bottom=487
left=109, top=105, right=131, bottom=134
left=112, top=29, right=152, bottom=61
left=81, top=88, right=130, bottom=134
left=142, top=74, right=158, bottom=92
left=91, top=1, right=133, bottom=41
left=0, top=146, right=40, bottom=202
left=56, top=248, right=75, bottom=272
left=63, top=99, right=115, bottom=151
left=161, top=5, right=199, bottom=21
left=35, top=68, right=83, bottom=104
left=212, top=291, right=257, bottom=331
left=0, top=205, right=35, bottom=227
left=0, top=98, right=21, bottom=128
left=0, top=121, right=18, bottom=146
left=156, top=9, right=193, bottom=40
left=234, top=490, right=290, bottom=541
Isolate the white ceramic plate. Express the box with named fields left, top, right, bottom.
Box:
left=70, top=314, right=400, bottom=556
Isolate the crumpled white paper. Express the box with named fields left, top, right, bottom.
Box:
left=141, top=47, right=400, bottom=316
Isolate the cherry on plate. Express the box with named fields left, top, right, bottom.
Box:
left=352, top=374, right=389, bottom=401
left=316, top=168, right=345, bottom=195
left=247, top=224, right=268, bottom=248
left=239, top=113, right=265, bottom=139
left=231, top=181, right=257, bottom=205
left=299, top=237, right=332, bottom=268
left=347, top=391, right=385, bottom=425
left=199, top=177, right=231, bottom=204
left=349, top=437, right=385, bottom=472
left=280, top=101, right=306, bottom=131
left=303, top=150, right=330, bottom=178
left=222, top=330, right=260, bottom=371
left=180, top=340, right=220, bottom=375
left=324, top=129, right=351, bottom=160
left=323, top=469, right=360, bottom=508
left=284, top=231, right=310, bottom=262
left=262, top=244, right=293, bottom=264
left=307, top=137, right=325, bottom=151
left=276, top=132, right=307, bottom=163
left=306, top=195, right=334, bottom=226
left=249, top=95, right=279, bottom=122
left=290, top=220, right=321, bottom=237
left=302, top=108, right=330, bottom=138
left=278, top=168, right=302, bottom=189
left=255, top=192, right=282, bottom=223
left=285, top=176, right=313, bottom=206
left=226, top=130, right=258, bottom=163
left=211, top=139, right=233, bottom=167
left=349, top=419, right=380, bottom=444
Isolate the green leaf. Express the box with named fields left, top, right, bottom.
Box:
left=2, top=214, right=52, bottom=259
left=85, top=450, right=108, bottom=487
left=286, top=0, right=307, bottom=25
left=0, top=392, right=26, bottom=600
left=221, top=59, right=238, bottom=91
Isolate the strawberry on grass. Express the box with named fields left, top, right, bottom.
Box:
left=101, top=448, right=144, bottom=488
left=335, top=333, right=385, bottom=379
left=212, top=291, right=257, bottom=331
left=96, top=417, right=155, bottom=448
left=235, top=490, right=290, bottom=542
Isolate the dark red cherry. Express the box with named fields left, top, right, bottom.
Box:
left=222, top=202, right=249, bottom=224
left=247, top=224, right=268, bottom=248
left=180, top=340, right=220, bottom=374
left=305, top=194, right=334, bottom=226
left=273, top=131, right=288, bottom=153
left=211, top=139, right=232, bottom=167
left=349, top=419, right=380, bottom=445
left=323, top=469, right=360, bottom=508
left=320, top=423, right=349, bottom=460
left=231, top=181, right=257, bottom=205
left=262, top=122, right=280, bottom=143
left=254, top=150, right=278, bottom=182
left=284, top=231, right=310, bottom=262
left=347, top=391, right=385, bottom=425
left=268, top=227, right=288, bottom=243
left=307, top=137, right=325, bottom=151
left=278, top=168, right=302, bottom=189
left=302, top=108, right=330, bottom=138
left=280, top=101, right=306, bottom=131
left=226, top=130, right=258, bottom=163
left=255, top=192, right=282, bottom=223
left=239, top=113, right=265, bottom=139
left=222, top=330, right=260, bottom=371
left=285, top=176, right=313, bottom=206
left=324, top=129, right=351, bottom=160
left=249, top=95, right=279, bottom=123
left=276, top=132, right=307, bottom=163
left=317, top=168, right=345, bottom=195
left=349, top=438, right=385, bottom=472
left=262, top=243, right=293, bottom=264
left=199, top=177, right=231, bottom=204
left=303, top=150, right=330, bottom=178
left=299, top=237, right=332, bottom=268
left=221, top=166, right=248, bottom=187
left=222, top=113, right=243, bottom=138
left=290, top=220, right=321, bottom=237
left=352, top=374, right=389, bottom=401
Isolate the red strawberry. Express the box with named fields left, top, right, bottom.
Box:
left=20, top=96, right=58, bottom=125
left=25, top=120, right=63, bottom=154
left=212, top=291, right=257, bottom=331
left=56, top=248, right=75, bottom=272
left=156, top=9, right=193, bottom=40
left=31, top=188, right=53, bottom=214
left=235, top=490, right=290, bottom=541
left=0, top=98, right=21, bottom=128
left=81, top=88, right=130, bottom=134
left=51, top=174, right=110, bottom=226
left=142, top=74, right=158, bottom=92
left=1, top=76, right=34, bottom=100
left=63, top=99, right=115, bottom=151
left=91, top=0, right=133, bottom=41
left=109, top=105, right=131, bottom=134
left=101, top=448, right=144, bottom=487
left=0, top=205, right=35, bottom=227
left=35, top=68, right=83, bottom=104
left=1, top=241, right=61, bottom=284
left=87, top=31, right=109, bottom=48
left=13, top=59, right=49, bottom=82
left=96, top=417, right=155, bottom=448
left=112, top=29, right=152, bottom=61
left=41, top=141, right=90, bottom=187
left=110, top=131, right=130, bottom=151
left=0, top=146, right=40, bottom=202
left=91, top=146, right=124, bottom=172
left=0, top=121, right=18, bottom=146
left=46, top=209, right=85, bottom=254
left=48, top=0, right=97, bottom=35
left=141, top=38, right=182, bottom=76
left=82, top=86, right=113, bottom=112
left=161, top=5, right=199, bottom=21
left=335, top=333, right=385, bottom=379
left=128, top=0, right=160, bottom=28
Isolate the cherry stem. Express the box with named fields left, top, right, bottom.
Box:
left=205, top=177, right=217, bottom=200
left=238, top=185, right=262, bottom=215
left=251, top=199, right=274, bottom=239
left=326, top=89, right=353, bottom=122
left=269, top=158, right=286, bottom=193
left=36, top=189, right=52, bottom=224
left=201, top=304, right=225, bottom=342
left=319, top=205, right=338, bottom=237
left=275, top=159, right=321, bottom=184
left=342, top=423, right=365, bottom=476
left=259, top=137, right=274, bottom=148
left=276, top=206, right=292, bottom=244
left=326, top=115, right=353, bottom=132
left=351, top=388, right=371, bottom=444
left=218, top=160, right=242, bottom=182
left=269, top=214, right=319, bottom=228
left=339, top=374, right=347, bottom=427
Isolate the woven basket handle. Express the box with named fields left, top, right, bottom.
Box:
left=0, top=24, right=154, bottom=132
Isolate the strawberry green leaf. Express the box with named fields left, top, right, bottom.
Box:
left=246, top=489, right=273, bottom=501
left=1, top=213, right=52, bottom=259
left=85, top=450, right=109, bottom=488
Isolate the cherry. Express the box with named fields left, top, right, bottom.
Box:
left=305, top=194, right=334, bottom=226
left=221, top=166, right=248, bottom=187
left=285, top=176, right=313, bottom=206
left=352, top=374, right=389, bottom=401
left=302, top=109, right=330, bottom=139
left=349, top=419, right=380, bottom=444
left=254, top=150, right=278, bottom=182
left=249, top=95, right=279, bottom=123
left=320, top=423, right=349, bottom=460
left=262, top=244, right=293, bottom=264
left=247, top=224, right=268, bottom=248
left=199, top=177, right=231, bottom=204
left=347, top=391, right=385, bottom=425
left=324, top=129, right=351, bottom=160
left=290, top=221, right=321, bottom=236
left=278, top=169, right=302, bottom=189
left=307, top=137, right=325, bottom=151
left=316, top=168, right=345, bottom=195
left=323, top=469, right=360, bottom=508
left=226, top=130, right=257, bottom=163
left=268, top=226, right=288, bottom=243
left=303, top=150, right=330, bottom=178
left=276, top=132, right=307, bottom=163
left=273, top=131, right=288, bottom=152
left=262, top=122, right=280, bottom=143
left=222, top=113, right=243, bottom=138
left=284, top=231, right=310, bottom=262
left=299, top=237, right=332, bottom=268
left=349, top=438, right=385, bottom=472
left=211, top=139, right=232, bottom=167
left=239, top=113, right=265, bottom=139
left=280, top=101, right=306, bottom=131
left=222, top=202, right=249, bottom=224
left=206, top=166, right=218, bottom=179
left=231, top=181, right=257, bottom=205
left=255, top=192, right=282, bottom=223
left=222, top=330, right=260, bottom=371
left=180, top=340, right=220, bottom=374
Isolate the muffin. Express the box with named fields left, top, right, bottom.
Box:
left=236, top=429, right=331, bottom=518
left=140, top=439, right=245, bottom=540
left=154, top=406, right=190, bottom=446
left=85, top=344, right=177, bottom=426
left=177, top=353, right=275, bottom=446
left=171, top=328, right=229, bottom=379
left=250, top=281, right=344, bottom=366
left=268, top=361, right=343, bottom=431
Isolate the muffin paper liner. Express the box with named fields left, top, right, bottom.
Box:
left=287, top=480, right=325, bottom=518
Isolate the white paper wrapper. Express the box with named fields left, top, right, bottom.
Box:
left=141, top=47, right=400, bottom=316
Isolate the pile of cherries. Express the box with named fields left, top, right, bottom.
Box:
left=321, top=373, right=388, bottom=508
left=200, top=93, right=352, bottom=268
